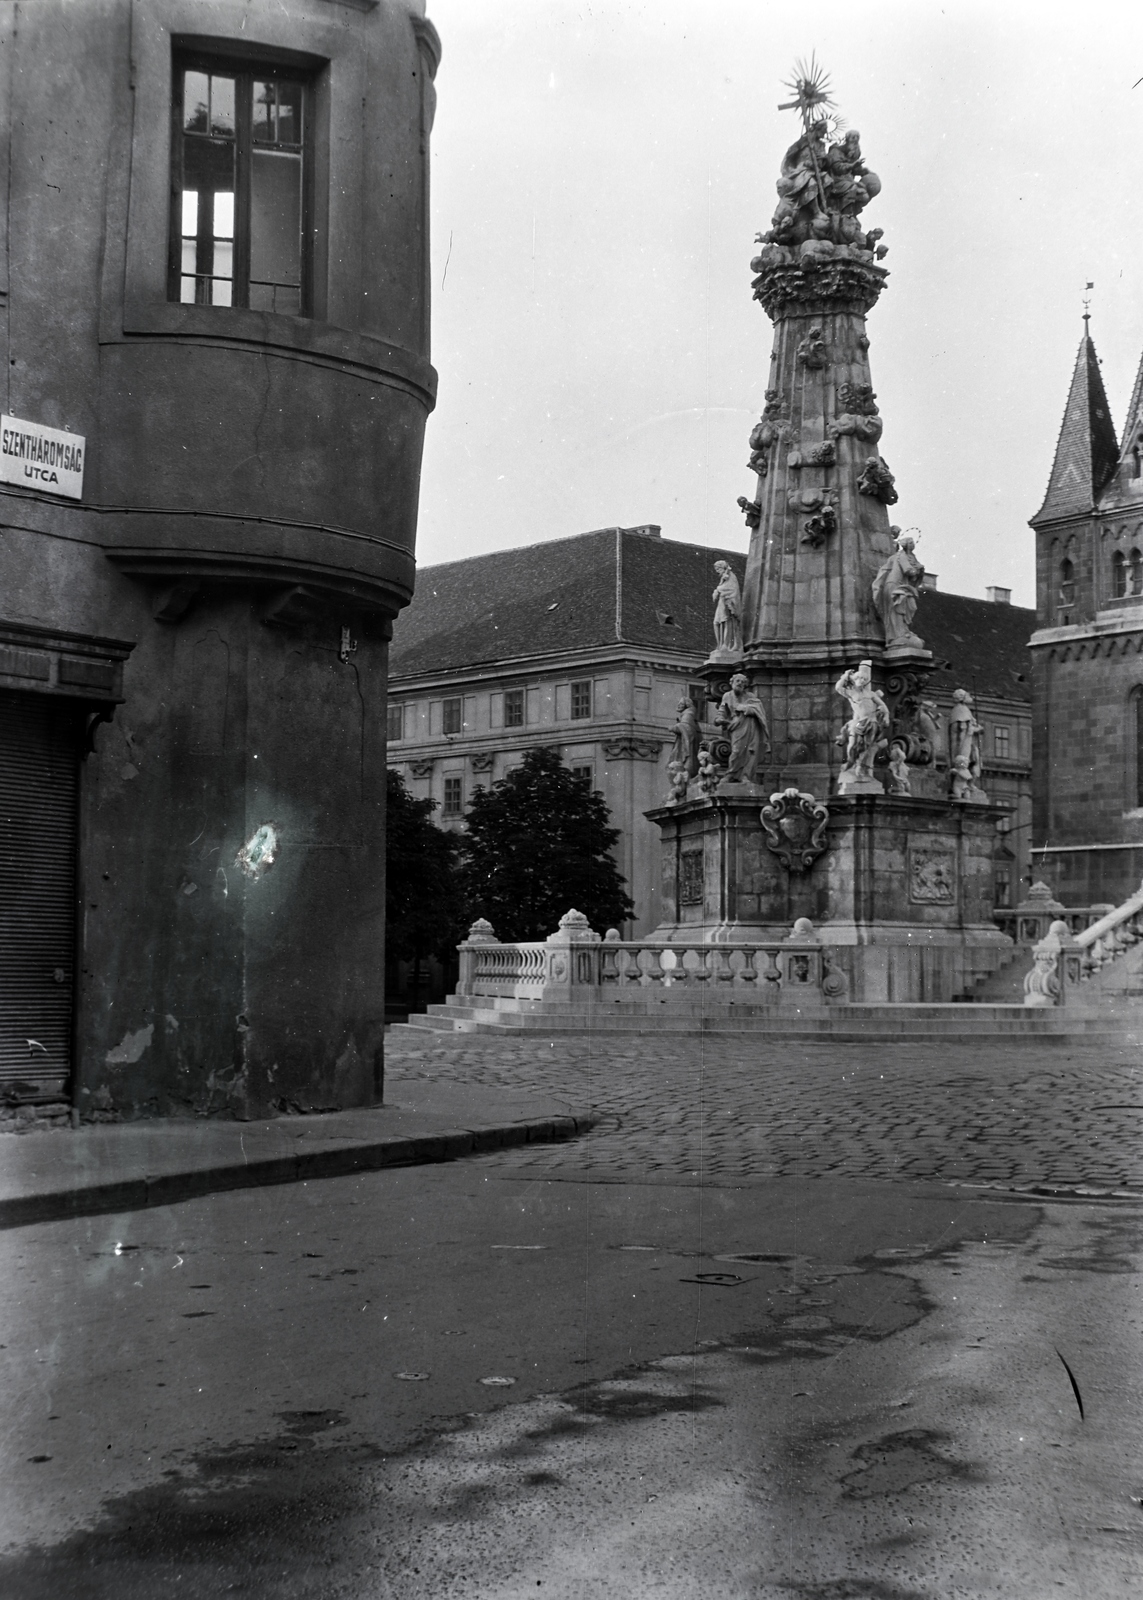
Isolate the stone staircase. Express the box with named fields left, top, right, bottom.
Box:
left=391, top=992, right=1138, bottom=1044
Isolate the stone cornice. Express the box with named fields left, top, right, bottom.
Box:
left=389, top=645, right=705, bottom=691
left=1030, top=611, right=1143, bottom=648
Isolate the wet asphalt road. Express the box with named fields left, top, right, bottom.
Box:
left=2, top=1151, right=1142, bottom=1597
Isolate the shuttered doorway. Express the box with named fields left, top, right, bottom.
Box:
left=0, top=689, right=82, bottom=1104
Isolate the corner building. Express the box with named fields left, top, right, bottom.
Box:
left=0, top=1, right=440, bottom=1119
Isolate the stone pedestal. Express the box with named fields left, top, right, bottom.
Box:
left=649, top=790, right=1011, bottom=1002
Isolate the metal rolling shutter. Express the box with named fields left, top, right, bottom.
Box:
left=0, top=689, right=81, bottom=1104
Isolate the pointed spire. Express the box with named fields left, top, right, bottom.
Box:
left=1108, top=347, right=1143, bottom=492
left=1033, top=324, right=1119, bottom=523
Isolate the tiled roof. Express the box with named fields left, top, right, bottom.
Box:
left=915, top=589, right=1033, bottom=704
left=390, top=525, right=1031, bottom=705
left=389, top=527, right=747, bottom=678
left=1033, top=330, right=1119, bottom=523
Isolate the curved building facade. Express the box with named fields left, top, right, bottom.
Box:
left=0, top=0, right=439, bottom=1119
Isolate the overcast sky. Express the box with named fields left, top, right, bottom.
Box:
left=416, top=0, right=1143, bottom=608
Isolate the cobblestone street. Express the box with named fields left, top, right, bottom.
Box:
left=387, top=1032, right=1143, bottom=1196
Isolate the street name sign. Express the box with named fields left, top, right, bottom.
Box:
left=0, top=413, right=85, bottom=499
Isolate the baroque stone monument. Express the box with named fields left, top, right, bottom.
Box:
left=649, top=62, right=1009, bottom=1000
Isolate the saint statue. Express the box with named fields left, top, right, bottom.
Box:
left=948, top=689, right=986, bottom=801
left=711, top=561, right=743, bottom=657
left=716, top=673, right=769, bottom=784
left=834, top=659, right=890, bottom=786
left=671, top=697, right=700, bottom=782
left=871, top=530, right=926, bottom=651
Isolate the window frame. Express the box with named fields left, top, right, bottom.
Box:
left=570, top=764, right=594, bottom=789
left=503, top=688, right=525, bottom=729
left=168, top=49, right=316, bottom=316
left=993, top=725, right=1010, bottom=760
left=386, top=702, right=404, bottom=743
left=442, top=697, right=463, bottom=736
left=570, top=680, right=593, bottom=721
left=442, top=776, right=464, bottom=817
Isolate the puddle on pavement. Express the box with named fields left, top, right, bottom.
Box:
left=839, top=1427, right=976, bottom=1500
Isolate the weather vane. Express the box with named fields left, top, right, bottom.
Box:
left=1082, top=281, right=1094, bottom=323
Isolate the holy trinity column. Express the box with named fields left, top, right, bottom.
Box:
left=719, top=64, right=932, bottom=799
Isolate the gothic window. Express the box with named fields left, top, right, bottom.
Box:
left=170, top=53, right=313, bottom=314
left=1131, top=549, right=1143, bottom=596
left=1059, top=557, right=1076, bottom=605
left=1112, top=550, right=1127, bottom=598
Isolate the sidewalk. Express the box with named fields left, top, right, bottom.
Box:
left=0, top=1078, right=597, bottom=1230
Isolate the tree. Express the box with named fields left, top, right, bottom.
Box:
left=460, top=748, right=635, bottom=942
left=385, top=771, right=466, bottom=994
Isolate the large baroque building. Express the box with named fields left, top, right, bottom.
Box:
left=387, top=525, right=1034, bottom=939
left=0, top=1, right=439, bottom=1120
left=1030, top=320, right=1143, bottom=907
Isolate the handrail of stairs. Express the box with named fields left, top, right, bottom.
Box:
left=1023, top=878, right=1143, bottom=1005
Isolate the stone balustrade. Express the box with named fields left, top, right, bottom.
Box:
left=455, top=910, right=846, bottom=1006
left=1023, top=880, right=1143, bottom=1006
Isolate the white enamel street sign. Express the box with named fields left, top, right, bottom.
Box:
left=0, top=414, right=85, bottom=499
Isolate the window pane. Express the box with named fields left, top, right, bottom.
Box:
left=275, top=82, right=303, bottom=146
left=249, top=149, right=302, bottom=314
left=181, top=189, right=199, bottom=235
left=387, top=704, right=403, bottom=742
left=183, top=135, right=235, bottom=193
left=183, top=71, right=210, bottom=133
left=442, top=699, right=462, bottom=735
left=504, top=690, right=524, bottom=728
left=209, top=75, right=235, bottom=138
left=214, top=191, right=234, bottom=240
left=253, top=81, right=275, bottom=144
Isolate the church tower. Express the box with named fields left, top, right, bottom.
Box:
left=1030, top=321, right=1143, bottom=904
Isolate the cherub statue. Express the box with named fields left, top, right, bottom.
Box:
left=696, top=745, right=720, bottom=796
left=887, top=742, right=911, bottom=795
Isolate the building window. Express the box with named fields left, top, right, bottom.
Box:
left=687, top=682, right=707, bottom=718
left=1059, top=556, right=1076, bottom=605
left=387, top=703, right=404, bottom=742
left=570, top=680, right=592, bottom=720
left=571, top=764, right=593, bottom=788
left=1131, top=549, right=1143, bottom=596
left=504, top=688, right=525, bottom=728
left=994, top=872, right=1012, bottom=909
left=993, top=725, right=1010, bottom=759
left=1135, top=689, right=1143, bottom=810
left=442, top=777, right=463, bottom=816
left=1113, top=550, right=1128, bottom=598
left=442, top=698, right=463, bottom=735
left=170, top=54, right=312, bottom=314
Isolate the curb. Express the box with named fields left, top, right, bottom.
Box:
left=0, top=1112, right=599, bottom=1231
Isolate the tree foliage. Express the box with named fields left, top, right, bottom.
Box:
left=460, top=747, right=635, bottom=942
left=385, top=770, right=466, bottom=960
